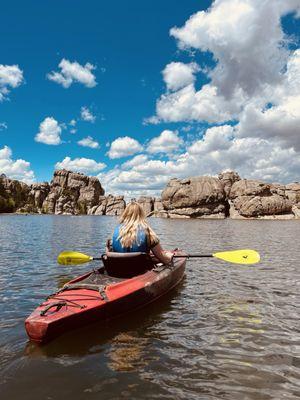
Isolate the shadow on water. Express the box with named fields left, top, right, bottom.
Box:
left=24, top=280, right=185, bottom=359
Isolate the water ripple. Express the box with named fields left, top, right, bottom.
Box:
left=0, top=215, right=299, bottom=400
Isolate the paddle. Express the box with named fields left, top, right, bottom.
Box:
left=57, top=249, right=260, bottom=266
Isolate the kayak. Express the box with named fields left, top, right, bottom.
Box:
left=25, top=251, right=186, bottom=343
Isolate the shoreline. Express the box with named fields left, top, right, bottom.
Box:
left=1, top=170, right=299, bottom=220
left=1, top=211, right=299, bottom=220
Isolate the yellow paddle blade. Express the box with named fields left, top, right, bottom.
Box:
left=212, top=249, right=260, bottom=265
left=57, top=251, right=93, bottom=265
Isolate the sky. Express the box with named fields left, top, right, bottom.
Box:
left=0, top=0, right=300, bottom=197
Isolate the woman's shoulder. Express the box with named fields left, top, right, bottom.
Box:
left=112, top=224, right=121, bottom=235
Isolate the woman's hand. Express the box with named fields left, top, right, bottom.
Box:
left=152, top=244, right=173, bottom=265
left=164, top=251, right=174, bottom=263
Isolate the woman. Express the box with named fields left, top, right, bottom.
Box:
left=107, top=202, right=173, bottom=265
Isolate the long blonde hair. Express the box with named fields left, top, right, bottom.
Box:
left=118, top=202, right=158, bottom=248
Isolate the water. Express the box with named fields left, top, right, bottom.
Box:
left=0, top=215, right=299, bottom=400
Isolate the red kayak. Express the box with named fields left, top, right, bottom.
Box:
left=25, top=251, right=186, bottom=343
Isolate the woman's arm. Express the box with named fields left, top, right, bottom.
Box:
left=106, top=238, right=112, bottom=253
left=151, top=243, right=173, bottom=265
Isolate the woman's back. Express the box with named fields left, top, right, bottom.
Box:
left=112, top=224, right=148, bottom=253
left=107, top=201, right=173, bottom=265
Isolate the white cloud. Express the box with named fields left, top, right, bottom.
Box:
left=156, top=83, right=244, bottom=123
left=0, top=122, right=8, bottom=131
left=80, top=106, right=96, bottom=122
left=143, top=0, right=300, bottom=187
left=162, top=62, right=199, bottom=91
left=189, top=125, right=234, bottom=154
left=55, top=156, right=106, bottom=174
left=0, top=145, right=35, bottom=183
left=147, top=130, right=183, bottom=154
left=143, top=115, right=160, bottom=125
left=0, top=64, right=24, bottom=101
left=69, top=119, right=77, bottom=126
left=107, top=136, right=143, bottom=159
left=122, top=154, right=148, bottom=169
left=70, top=128, right=77, bottom=134
left=170, top=0, right=300, bottom=98
left=47, top=59, right=97, bottom=88
left=35, top=117, right=62, bottom=145
left=77, top=136, right=100, bottom=149
left=237, top=49, right=300, bottom=151
left=98, top=122, right=300, bottom=196
left=149, top=0, right=300, bottom=128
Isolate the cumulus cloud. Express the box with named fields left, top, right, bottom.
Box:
left=170, top=0, right=300, bottom=98
left=107, top=136, right=143, bottom=159
left=0, top=122, right=8, bottom=131
left=149, top=0, right=300, bottom=128
left=98, top=122, right=300, bottom=196
left=81, top=106, right=96, bottom=122
left=47, top=59, right=97, bottom=88
left=0, top=64, right=24, bottom=101
left=147, top=130, right=183, bottom=154
left=35, top=117, right=62, bottom=145
left=122, top=154, right=149, bottom=169
left=162, top=62, right=199, bottom=91
left=237, top=49, right=300, bottom=151
left=0, top=145, right=35, bottom=183
left=55, top=156, right=106, bottom=173
left=77, top=136, right=100, bottom=149
left=155, top=83, right=244, bottom=123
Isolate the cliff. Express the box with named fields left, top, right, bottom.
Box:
left=160, top=171, right=300, bottom=219
left=0, top=170, right=124, bottom=216
left=0, top=170, right=299, bottom=219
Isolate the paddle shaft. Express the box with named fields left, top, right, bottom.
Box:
left=91, top=254, right=213, bottom=260
left=173, top=254, right=213, bottom=258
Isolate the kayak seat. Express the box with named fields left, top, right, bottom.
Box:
left=102, top=252, right=154, bottom=279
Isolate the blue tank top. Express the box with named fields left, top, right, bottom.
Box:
left=112, top=224, right=148, bottom=253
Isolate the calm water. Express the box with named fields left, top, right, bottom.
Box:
left=0, top=215, right=299, bottom=400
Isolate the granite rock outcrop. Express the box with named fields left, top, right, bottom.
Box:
left=0, top=169, right=299, bottom=219
left=0, top=174, right=30, bottom=212
left=161, top=176, right=227, bottom=218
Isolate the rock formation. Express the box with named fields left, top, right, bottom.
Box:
left=0, top=169, right=299, bottom=219
left=40, top=170, right=105, bottom=215
left=87, top=195, right=126, bottom=216
left=228, top=180, right=293, bottom=218
left=160, top=173, right=299, bottom=219
left=161, top=176, right=227, bottom=218
left=137, top=196, right=154, bottom=215
left=0, top=174, right=30, bottom=212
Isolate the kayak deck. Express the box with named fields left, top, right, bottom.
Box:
left=25, top=253, right=186, bottom=343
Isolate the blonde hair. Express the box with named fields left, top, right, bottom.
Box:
left=118, top=202, right=158, bottom=248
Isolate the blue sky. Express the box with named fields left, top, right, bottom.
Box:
left=1, top=0, right=300, bottom=196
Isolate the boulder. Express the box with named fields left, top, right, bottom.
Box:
left=285, top=183, right=300, bottom=204
left=218, top=171, right=241, bottom=197
left=292, top=204, right=300, bottom=219
left=0, top=174, right=30, bottom=212
left=137, top=196, right=154, bottom=215
left=105, top=195, right=126, bottom=216
left=153, top=198, right=164, bottom=212
left=42, top=170, right=105, bottom=215
left=161, top=176, right=227, bottom=218
left=229, top=180, right=292, bottom=218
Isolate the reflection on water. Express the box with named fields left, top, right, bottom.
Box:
left=0, top=215, right=300, bottom=400
left=107, top=332, right=150, bottom=372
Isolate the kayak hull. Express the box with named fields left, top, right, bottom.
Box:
left=25, top=253, right=186, bottom=343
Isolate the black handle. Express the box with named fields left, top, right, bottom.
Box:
left=173, top=254, right=213, bottom=258
left=40, top=302, right=66, bottom=316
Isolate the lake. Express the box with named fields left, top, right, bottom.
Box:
left=0, top=215, right=299, bottom=400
